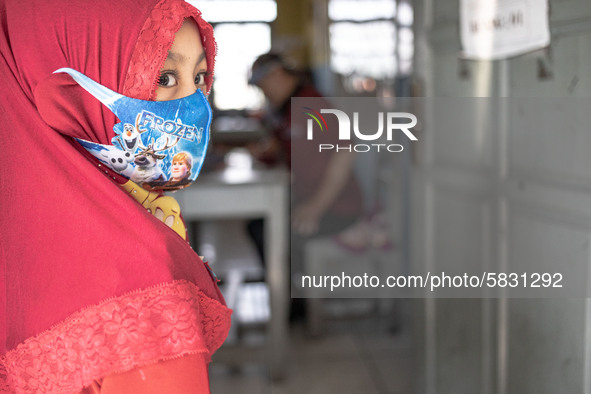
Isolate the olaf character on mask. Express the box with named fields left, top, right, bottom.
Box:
left=56, top=67, right=211, bottom=191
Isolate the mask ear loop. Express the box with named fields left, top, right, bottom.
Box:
left=54, top=68, right=124, bottom=111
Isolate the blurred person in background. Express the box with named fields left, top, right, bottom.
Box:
left=247, top=53, right=363, bottom=320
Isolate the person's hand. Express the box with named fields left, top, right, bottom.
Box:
left=246, top=137, right=280, bottom=164
left=245, top=140, right=266, bottom=160
left=292, top=201, right=324, bottom=236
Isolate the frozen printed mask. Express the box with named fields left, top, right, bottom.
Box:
left=55, top=67, right=211, bottom=191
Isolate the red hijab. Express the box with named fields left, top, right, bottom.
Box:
left=0, top=0, right=229, bottom=390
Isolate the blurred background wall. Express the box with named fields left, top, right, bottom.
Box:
left=412, top=0, right=591, bottom=393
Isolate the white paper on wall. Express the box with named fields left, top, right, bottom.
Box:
left=460, top=0, right=550, bottom=60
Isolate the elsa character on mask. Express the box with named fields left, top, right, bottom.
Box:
left=0, top=0, right=230, bottom=392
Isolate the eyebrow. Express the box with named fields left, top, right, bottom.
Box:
left=166, top=51, right=206, bottom=66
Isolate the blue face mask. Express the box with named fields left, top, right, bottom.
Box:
left=55, top=68, right=211, bottom=191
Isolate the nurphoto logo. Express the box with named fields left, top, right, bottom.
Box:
left=303, top=106, right=418, bottom=153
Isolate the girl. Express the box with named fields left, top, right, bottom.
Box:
left=0, top=0, right=230, bottom=392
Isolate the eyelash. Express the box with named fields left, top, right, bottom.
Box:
left=157, top=71, right=209, bottom=88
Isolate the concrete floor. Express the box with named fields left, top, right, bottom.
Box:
left=210, top=314, right=414, bottom=394
left=194, top=219, right=415, bottom=394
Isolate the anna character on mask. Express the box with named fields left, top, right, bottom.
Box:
left=0, top=0, right=230, bottom=393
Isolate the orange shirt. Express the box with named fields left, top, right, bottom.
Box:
left=81, top=353, right=211, bottom=394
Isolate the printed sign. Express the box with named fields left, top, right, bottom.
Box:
left=460, top=0, right=550, bottom=60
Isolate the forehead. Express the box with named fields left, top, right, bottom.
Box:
left=166, top=19, right=206, bottom=66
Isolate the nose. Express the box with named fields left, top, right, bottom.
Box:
left=177, top=82, right=197, bottom=100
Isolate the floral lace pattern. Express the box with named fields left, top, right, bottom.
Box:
left=0, top=280, right=231, bottom=393
left=123, top=0, right=216, bottom=100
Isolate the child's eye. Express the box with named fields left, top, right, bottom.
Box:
left=158, top=72, right=177, bottom=87
left=195, top=72, right=207, bottom=86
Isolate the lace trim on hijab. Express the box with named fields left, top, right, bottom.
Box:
left=122, top=0, right=217, bottom=100
left=0, top=280, right=231, bottom=393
